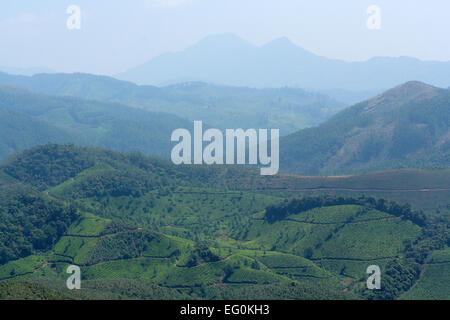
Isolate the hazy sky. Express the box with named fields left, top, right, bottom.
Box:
left=1, top=0, right=449, bottom=75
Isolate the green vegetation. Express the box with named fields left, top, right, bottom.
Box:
left=0, top=255, right=46, bottom=280
left=0, top=185, right=78, bottom=264
left=0, top=279, right=190, bottom=300
left=0, top=281, right=74, bottom=300
left=0, top=72, right=345, bottom=137
left=264, top=196, right=427, bottom=226
left=0, top=144, right=448, bottom=300
left=0, top=85, right=193, bottom=161
left=280, top=82, right=450, bottom=175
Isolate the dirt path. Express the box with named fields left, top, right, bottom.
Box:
left=245, top=187, right=450, bottom=193
left=397, top=256, right=432, bottom=300
left=0, top=262, right=49, bottom=281
left=284, top=216, right=398, bottom=225
left=311, top=256, right=398, bottom=262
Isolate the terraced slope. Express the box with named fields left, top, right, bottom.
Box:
left=0, top=145, right=448, bottom=300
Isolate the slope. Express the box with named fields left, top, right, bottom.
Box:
left=280, top=81, right=450, bottom=175
left=0, top=86, right=193, bottom=161
left=0, top=72, right=345, bottom=134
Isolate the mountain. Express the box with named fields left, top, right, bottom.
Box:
left=0, top=85, right=192, bottom=160
left=280, top=81, right=450, bottom=175
left=0, top=144, right=448, bottom=300
left=1, top=77, right=447, bottom=176
left=117, top=33, right=450, bottom=92
left=0, top=72, right=345, bottom=134
left=0, top=66, right=54, bottom=76
left=0, top=107, right=74, bottom=160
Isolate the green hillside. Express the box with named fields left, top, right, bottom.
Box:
left=0, top=144, right=448, bottom=300
left=0, top=85, right=193, bottom=161
left=400, top=248, right=450, bottom=300
left=0, top=72, right=345, bottom=134
left=0, top=107, right=74, bottom=160
left=280, top=81, right=450, bottom=175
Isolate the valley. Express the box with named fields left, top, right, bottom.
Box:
left=0, top=145, right=447, bottom=300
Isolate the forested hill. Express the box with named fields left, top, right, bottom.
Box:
left=0, top=71, right=345, bottom=134
left=280, top=81, right=450, bottom=175
left=3, top=144, right=449, bottom=214
left=0, top=85, right=192, bottom=161
left=0, top=144, right=262, bottom=193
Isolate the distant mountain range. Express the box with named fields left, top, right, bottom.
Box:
left=280, top=81, right=450, bottom=175
left=0, top=66, right=54, bottom=76
left=0, top=72, right=345, bottom=134
left=117, top=33, right=450, bottom=92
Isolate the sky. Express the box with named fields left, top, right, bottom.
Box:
left=0, top=0, right=449, bottom=75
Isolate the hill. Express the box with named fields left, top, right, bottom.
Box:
left=0, top=72, right=345, bottom=134
left=0, top=85, right=193, bottom=161
left=3, top=144, right=449, bottom=214
left=0, top=144, right=448, bottom=300
left=0, top=107, right=74, bottom=160
left=280, top=81, right=450, bottom=175
left=117, top=33, right=450, bottom=91
left=400, top=247, right=450, bottom=299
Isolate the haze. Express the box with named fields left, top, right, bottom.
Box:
left=1, top=0, right=449, bottom=75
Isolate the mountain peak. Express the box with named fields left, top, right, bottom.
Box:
left=394, top=80, right=435, bottom=91
left=118, top=33, right=450, bottom=89
left=384, top=80, right=438, bottom=99
left=262, top=36, right=303, bottom=50
left=265, top=36, right=293, bottom=45
left=190, top=33, right=254, bottom=50
left=365, top=81, right=440, bottom=112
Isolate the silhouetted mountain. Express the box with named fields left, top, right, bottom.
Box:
left=0, top=66, right=54, bottom=76
left=117, top=33, right=450, bottom=92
